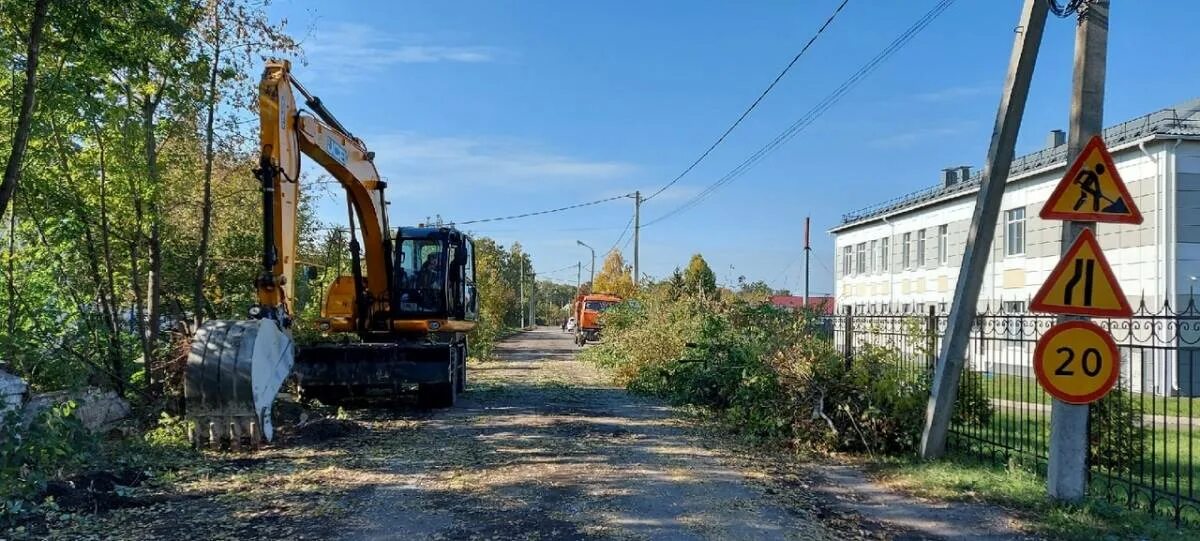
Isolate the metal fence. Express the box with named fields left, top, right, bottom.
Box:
left=832, top=303, right=1200, bottom=526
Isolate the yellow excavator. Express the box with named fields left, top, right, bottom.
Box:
left=184, top=60, right=478, bottom=445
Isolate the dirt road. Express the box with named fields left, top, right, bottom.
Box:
left=39, top=327, right=1028, bottom=540
left=338, top=327, right=837, bottom=540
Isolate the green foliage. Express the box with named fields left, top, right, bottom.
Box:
left=1088, top=386, right=1146, bottom=472
left=0, top=401, right=96, bottom=508
left=584, top=283, right=993, bottom=454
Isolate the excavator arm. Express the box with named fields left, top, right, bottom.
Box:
left=254, top=60, right=391, bottom=328
left=185, top=60, right=395, bottom=446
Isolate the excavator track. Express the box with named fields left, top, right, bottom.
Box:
left=185, top=319, right=294, bottom=448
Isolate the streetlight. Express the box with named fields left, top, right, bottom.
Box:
left=576, top=240, right=595, bottom=287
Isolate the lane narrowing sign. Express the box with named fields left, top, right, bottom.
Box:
left=1029, top=228, right=1132, bottom=318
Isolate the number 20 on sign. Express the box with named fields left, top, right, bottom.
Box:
left=1033, top=320, right=1120, bottom=404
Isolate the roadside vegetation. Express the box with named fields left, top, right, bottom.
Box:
left=584, top=252, right=1193, bottom=538
left=0, top=0, right=555, bottom=530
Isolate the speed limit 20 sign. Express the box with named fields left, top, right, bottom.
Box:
left=1033, top=320, right=1120, bottom=404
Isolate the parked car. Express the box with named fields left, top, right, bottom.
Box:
left=565, top=317, right=577, bottom=333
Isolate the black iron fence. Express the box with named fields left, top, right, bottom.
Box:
left=832, top=303, right=1200, bottom=525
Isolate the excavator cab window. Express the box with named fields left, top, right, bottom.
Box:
left=395, top=238, right=446, bottom=314
left=463, top=239, right=478, bottom=319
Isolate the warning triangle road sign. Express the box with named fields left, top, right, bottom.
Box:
left=1030, top=228, right=1132, bottom=317
left=1040, top=135, right=1143, bottom=224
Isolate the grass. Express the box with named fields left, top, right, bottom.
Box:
left=982, top=373, right=1200, bottom=419
left=870, top=455, right=1200, bottom=540
left=950, top=407, right=1200, bottom=525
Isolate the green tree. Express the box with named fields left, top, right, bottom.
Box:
left=682, top=253, right=716, bottom=297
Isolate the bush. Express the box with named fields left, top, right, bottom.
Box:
left=1, top=401, right=96, bottom=518
left=1088, top=386, right=1146, bottom=472
left=583, top=285, right=994, bottom=456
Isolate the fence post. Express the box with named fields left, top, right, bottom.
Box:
left=843, top=305, right=854, bottom=370
left=926, top=304, right=937, bottom=372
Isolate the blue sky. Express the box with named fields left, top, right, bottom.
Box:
left=267, top=0, right=1200, bottom=293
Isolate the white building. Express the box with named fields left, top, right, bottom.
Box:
left=830, top=98, right=1200, bottom=395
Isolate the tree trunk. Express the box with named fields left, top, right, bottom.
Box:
left=95, top=127, right=125, bottom=395
left=193, top=6, right=223, bottom=331
left=6, top=208, right=15, bottom=362
left=142, top=97, right=164, bottom=399
left=0, top=0, right=50, bottom=221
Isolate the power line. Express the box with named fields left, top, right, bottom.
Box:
left=643, top=0, right=956, bottom=227
left=643, top=0, right=852, bottom=203
left=537, top=262, right=579, bottom=276
left=445, top=192, right=633, bottom=226
left=604, top=214, right=635, bottom=257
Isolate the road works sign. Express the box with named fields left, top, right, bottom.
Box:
left=1034, top=320, right=1121, bottom=404
left=1039, top=135, right=1143, bottom=224
left=1030, top=228, right=1132, bottom=317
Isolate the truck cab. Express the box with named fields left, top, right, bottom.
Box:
left=573, top=293, right=622, bottom=346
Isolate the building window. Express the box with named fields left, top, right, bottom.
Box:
left=938, top=224, right=948, bottom=265
left=902, top=232, right=912, bottom=269
left=880, top=237, right=890, bottom=272
left=842, top=246, right=852, bottom=276
left=916, top=302, right=926, bottom=314
left=938, top=302, right=948, bottom=313
left=902, top=302, right=912, bottom=313
left=1005, top=207, right=1026, bottom=256
left=855, top=243, right=866, bottom=274
left=868, top=240, right=877, bottom=274
left=917, top=229, right=927, bottom=267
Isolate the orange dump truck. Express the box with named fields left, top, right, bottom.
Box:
left=572, top=293, right=622, bottom=346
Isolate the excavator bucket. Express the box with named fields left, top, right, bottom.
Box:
left=184, top=319, right=294, bottom=447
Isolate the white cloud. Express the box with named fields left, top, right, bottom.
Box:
left=869, top=123, right=976, bottom=149
left=913, top=84, right=993, bottom=102
left=300, top=22, right=502, bottom=81
left=366, top=132, right=637, bottom=194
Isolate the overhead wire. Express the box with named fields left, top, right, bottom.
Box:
left=537, top=262, right=580, bottom=276
left=643, top=0, right=852, bottom=203
left=1047, top=0, right=1084, bottom=18
left=603, top=214, right=635, bottom=257
left=643, top=0, right=957, bottom=228
left=446, top=192, right=633, bottom=226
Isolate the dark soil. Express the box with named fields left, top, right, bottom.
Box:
left=282, top=417, right=365, bottom=445
left=41, top=469, right=147, bottom=513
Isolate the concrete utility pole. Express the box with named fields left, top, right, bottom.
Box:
left=633, top=191, right=641, bottom=288
left=919, top=0, right=1048, bottom=459
left=1048, top=0, right=1108, bottom=502
left=519, top=263, right=525, bottom=328
left=803, top=216, right=811, bottom=306
left=576, top=261, right=581, bottom=293
left=529, top=271, right=537, bottom=328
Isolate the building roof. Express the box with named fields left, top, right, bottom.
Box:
left=832, top=98, right=1200, bottom=232
left=770, top=295, right=835, bottom=314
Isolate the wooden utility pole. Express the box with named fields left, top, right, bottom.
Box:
left=1049, top=0, right=1108, bottom=502
left=519, top=263, right=525, bottom=328
left=920, top=0, right=1048, bottom=459
left=633, top=191, right=641, bottom=288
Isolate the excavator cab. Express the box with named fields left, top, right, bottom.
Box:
left=392, top=227, right=477, bottom=322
